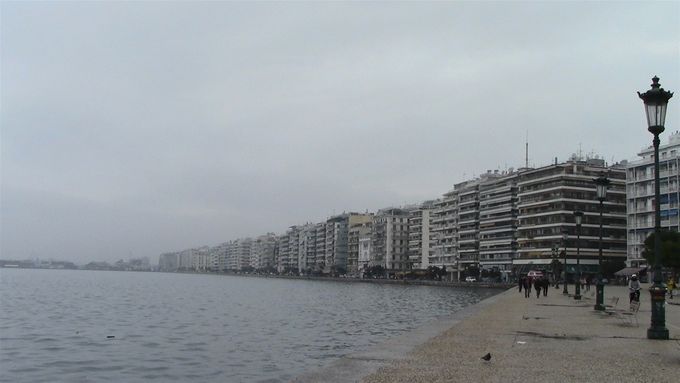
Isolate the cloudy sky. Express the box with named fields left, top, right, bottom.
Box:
left=2, top=1, right=679, bottom=264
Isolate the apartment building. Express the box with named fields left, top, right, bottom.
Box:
left=432, top=190, right=457, bottom=269
left=191, top=246, right=211, bottom=271
left=626, top=131, right=680, bottom=267
left=456, top=179, right=481, bottom=271
left=407, top=201, right=436, bottom=270
left=277, top=226, right=300, bottom=273
left=515, top=159, right=627, bottom=274
left=249, top=234, right=276, bottom=270
left=348, top=220, right=373, bottom=275
left=373, top=208, right=410, bottom=275
left=324, top=213, right=373, bottom=274
left=478, top=171, right=519, bottom=272
left=313, top=222, right=327, bottom=272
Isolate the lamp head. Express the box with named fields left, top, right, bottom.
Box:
left=574, top=210, right=584, bottom=226
left=638, top=76, right=673, bottom=133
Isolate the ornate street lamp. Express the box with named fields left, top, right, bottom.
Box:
left=638, top=76, right=673, bottom=340
left=562, top=230, right=569, bottom=295
left=574, top=211, right=583, bottom=300
left=594, top=174, right=610, bottom=311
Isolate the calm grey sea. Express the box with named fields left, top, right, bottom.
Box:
left=0, top=269, right=497, bottom=382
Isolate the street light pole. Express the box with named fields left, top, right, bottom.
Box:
left=562, top=230, right=569, bottom=295
left=574, top=211, right=583, bottom=300
left=594, top=174, right=610, bottom=311
left=638, top=76, right=672, bottom=340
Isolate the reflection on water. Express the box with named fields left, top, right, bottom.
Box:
left=0, top=269, right=496, bottom=382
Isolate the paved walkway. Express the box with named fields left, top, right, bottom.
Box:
left=362, top=283, right=680, bottom=383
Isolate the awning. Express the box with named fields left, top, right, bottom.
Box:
left=614, top=267, right=646, bottom=276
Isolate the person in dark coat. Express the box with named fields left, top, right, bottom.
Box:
left=523, top=277, right=531, bottom=298
left=534, top=278, right=542, bottom=298
left=542, top=278, right=549, bottom=296
left=519, top=277, right=523, bottom=293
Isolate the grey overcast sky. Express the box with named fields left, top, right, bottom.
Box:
left=1, top=1, right=679, bottom=263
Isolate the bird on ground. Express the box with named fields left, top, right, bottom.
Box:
left=481, top=353, right=491, bottom=361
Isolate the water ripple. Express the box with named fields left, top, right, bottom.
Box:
left=0, top=269, right=497, bottom=383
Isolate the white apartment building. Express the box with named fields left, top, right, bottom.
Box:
left=407, top=201, right=435, bottom=270
left=250, top=233, right=277, bottom=270
left=191, top=246, right=211, bottom=271
left=432, top=190, right=458, bottom=269
left=626, top=131, right=680, bottom=267
left=373, top=208, right=410, bottom=275
left=478, top=171, right=519, bottom=272
left=348, top=220, right=373, bottom=275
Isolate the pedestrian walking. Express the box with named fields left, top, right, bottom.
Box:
left=523, top=277, right=531, bottom=298
left=519, top=277, right=523, bottom=293
left=667, top=277, right=675, bottom=299
left=534, top=278, right=541, bottom=298
left=542, top=278, right=549, bottom=296
left=585, top=276, right=591, bottom=292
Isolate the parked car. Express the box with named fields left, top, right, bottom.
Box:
left=465, top=276, right=477, bottom=282
left=527, top=270, right=544, bottom=278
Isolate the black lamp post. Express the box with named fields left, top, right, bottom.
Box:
left=638, top=76, right=672, bottom=340
left=562, top=230, right=569, bottom=295
left=552, top=244, right=560, bottom=288
left=574, top=211, right=583, bottom=300
left=594, top=174, right=610, bottom=311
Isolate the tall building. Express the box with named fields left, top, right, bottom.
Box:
left=373, top=208, right=410, bottom=275
left=277, top=226, right=300, bottom=273
left=478, top=171, right=519, bottom=273
left=324, top=213, right=372, bottom=274
left=456, top=179, right=481, bottom=272
left=313, top=222, right=327, bottom=272
left=432, top=190, right=458, bottom=270
left=348, top=220, right=373, bottom=275
left=515, top=159, right=627, bottom=275
left=407, top=201, right=436, bottom=270
left=250, top=233, right=277, bottom=270
left=626, top=131, right=680, bottom=267
left=191, top=246, right=211, bottom=271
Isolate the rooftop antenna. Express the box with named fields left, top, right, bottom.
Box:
left=578, top=142, right=583, bottom=160
left=525, top=130, right=529, bottom=169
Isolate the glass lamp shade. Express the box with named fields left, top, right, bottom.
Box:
left=596, top=183, right=607, bottom=200
left=574, top=211, right=584, bottom=226
left=645, top=103, right=668, bottom=128
left=638, top=76, right=673, bottom=128
left=594, top=174, right=610, bottom=201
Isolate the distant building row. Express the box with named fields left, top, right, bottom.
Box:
left=161, top=131, right=680, bottom=277
left=160, top=158, right=642, bottom=278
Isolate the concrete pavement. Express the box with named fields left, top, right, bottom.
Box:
left=362, top=283, right=680, bottom=382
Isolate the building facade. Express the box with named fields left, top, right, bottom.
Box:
left=373, top=208, right=410, bottom=275
left=478, top=172, right=519, bottom=272
left=407, top=201, right=436, bottom=270
left=626, top=132, right=680, bottom=267
left=515, top=159, right=627, bottom=276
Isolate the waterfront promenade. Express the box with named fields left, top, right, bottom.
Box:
left=295, top=283, right=679, bottom=382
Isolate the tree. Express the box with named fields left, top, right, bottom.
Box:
left=464, top=265, right=480, bottom=279
left=643, top=230, right=680, bottom=276
left=364, top=265, right=385, bottom=278
left=426, top=266, right=441, bottom=280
